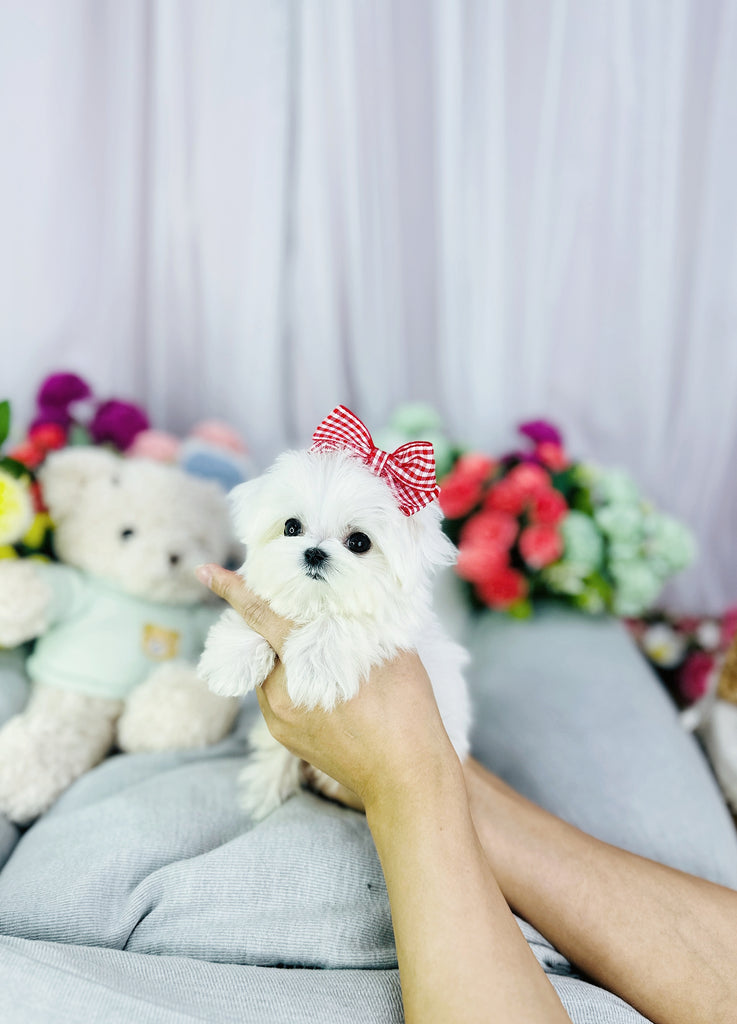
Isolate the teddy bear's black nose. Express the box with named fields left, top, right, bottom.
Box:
left=169, top=553, right=181, bottom=567
left=303, top=547, right=328, bottom=568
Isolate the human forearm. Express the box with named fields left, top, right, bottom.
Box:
left=466, top=759, right=737, bottom=1024
left=365, top=756, right=570, bottom=1024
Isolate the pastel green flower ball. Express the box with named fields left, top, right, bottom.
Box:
left=610, top=561, right=663, bottom=617
left=594, top=502, right=643, bottom=543
left=643, top=514, right=697, bottom=576
left=559, top=510, right=603, bottom=574
left=594, top=468, right=641, bottom=506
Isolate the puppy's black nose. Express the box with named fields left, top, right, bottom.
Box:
left=304, top=547, right=328, bottom=568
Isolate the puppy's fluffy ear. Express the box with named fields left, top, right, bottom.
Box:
left=38, top=447, right=122, bottom=521
left=228, top=477, right=265, bottom=543
left=384, top=502, right=457, bottom=592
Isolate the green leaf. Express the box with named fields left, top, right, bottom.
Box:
left=0, top=456, right=31, bottom=480
left=0, top=400, right=10, bottom=448
left=508, top=599, right=533, bottom=619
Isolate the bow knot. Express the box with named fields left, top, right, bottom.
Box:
left=310, top=406, right=439, bottom=516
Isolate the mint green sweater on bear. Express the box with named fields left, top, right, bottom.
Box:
left=26, top=563, right=219, bottom=700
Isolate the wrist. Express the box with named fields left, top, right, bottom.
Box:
left=363, top=746, right=468, bottom=837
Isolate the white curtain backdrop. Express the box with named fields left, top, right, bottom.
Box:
left=1, top=0, right=736, bottom=612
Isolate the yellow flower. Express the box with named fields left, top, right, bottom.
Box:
left=22, top=511, right=52, bottom=550
left=0, top=468, right=33, bottom=546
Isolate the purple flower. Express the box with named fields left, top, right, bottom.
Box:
left=518, top=419, right=563, bottom=446
left=37, top=373, right=91, bottom=412
left=90, top=400, right=149, bottom=451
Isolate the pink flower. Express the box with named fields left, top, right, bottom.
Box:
left=127, top=430, right=181, bottom=462
left=679, top=652, right=716, bottom=703
left=535, top=442, right=568, bottom=472
left=528, top=488, right=568, bottom=526
left=439, top=454, right=496, bottom=519
left=476, top=565, right=529, bottom=609
left=191, top=420, right=249, bottom=453
left=519, top=524, right=564, bottom=569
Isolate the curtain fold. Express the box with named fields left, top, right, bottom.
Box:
left=1, top=0, right=735, bottom=611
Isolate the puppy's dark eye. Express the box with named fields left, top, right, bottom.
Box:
left=346, top=532, right=371, bottom=554
left=284, top=518, right=303, bottom=537
left=120, top=528, right=135, bottom=540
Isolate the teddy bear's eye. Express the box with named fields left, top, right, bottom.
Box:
left=120, top=528, right=135, bottom=540
left=346, top=532, right=371, bottom=554
left=284, top=518, right=303, bottom=537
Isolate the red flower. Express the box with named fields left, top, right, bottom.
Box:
left=439, top=454, right=496, bottom=519
left=30, top=480, right=46, bottom=513
left=29, top=422, right=67, bottom=452
left=476, top=565, right=529, bottom=609
left=679, top=652, right=716, bottom=703
left=456, top=510, right=518, bottom=583
left=8, top=441, right=45, bottom=469
left=456, top=545, right=507, bottom=583
left=484, top=477, right=527, bottom=516
left=484, top=463, right=552, bottom=517
left=460, top=509, right=518, bottom=550
left=528, top=488, right=568, bottom=526
left=519, top=524, right=564, bottom=569
left=535, top=442, right=568, bottom=472
left=506, top=462, right=550, bottom=496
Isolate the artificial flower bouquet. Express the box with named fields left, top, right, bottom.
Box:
left=626, top=609, right=737, bottom=709
left=0, top=373, right=150, bottom=562
left=1, top=371, right=253, bottom=567
left=0, top=400, right=53, bottom=559
left=438, top=420, right=695, bottom=618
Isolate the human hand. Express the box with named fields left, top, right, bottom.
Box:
left=195, top=564, right=462, bottom=814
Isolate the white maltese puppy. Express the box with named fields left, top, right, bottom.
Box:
left=198, top=406, right=471, bottom=818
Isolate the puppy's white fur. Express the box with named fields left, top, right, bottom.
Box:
left=198, top=448, right=471, bottom=818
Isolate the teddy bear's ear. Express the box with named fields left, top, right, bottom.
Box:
left=228, top=477, right=265, bottom=543
left=38, top=447, right=122, bottom=520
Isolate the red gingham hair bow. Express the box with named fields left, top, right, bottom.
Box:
left=310, top=405, right=439, bottom=516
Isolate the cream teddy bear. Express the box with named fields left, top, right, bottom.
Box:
left=0, top=448, right=240, bottom=824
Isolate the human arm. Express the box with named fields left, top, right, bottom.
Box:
left=195, top=563, right=570, bottom=1024
left=464, top=757, right=736, bottom=1024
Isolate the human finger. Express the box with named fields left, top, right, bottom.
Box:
left=195, top=563, right=292, bottom=655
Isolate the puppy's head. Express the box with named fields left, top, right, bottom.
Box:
left=229, top=449, right=455, bottom=621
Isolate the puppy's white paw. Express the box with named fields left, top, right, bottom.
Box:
left=282, top=623, right=363, bottom=710
left=238, top=719, right=302, bottom=820
left=198, top=608, right=275, bottom=697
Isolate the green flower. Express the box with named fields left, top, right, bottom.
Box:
left=642, top=514, right=696, bottom=576
left=573, top=586, right=607, bottom=615
left=375, top=404, right=456, bottom=479
left=559, top=511, right=603, bottom=573
left=594, top=468, right=640, bottom=505
left=610, top=561, right=662, bottom=617
left=594, top=502, right=643, bottom=543
left=541, top=563, right=586, bottom=596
